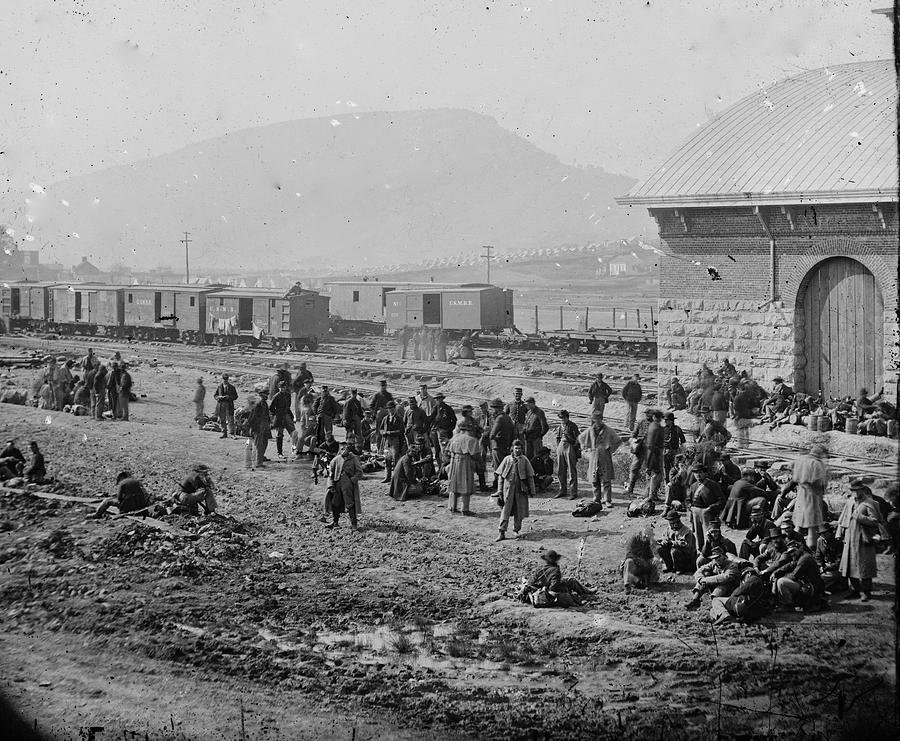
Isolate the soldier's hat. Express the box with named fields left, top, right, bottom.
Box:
left=541, top=550, right=562, bottom=563
left=707, top=519, right=722, bottom=531
left=849, top=476, right=873, bottom=490
left=514, top=387, right=523, bottom=392
left=435, top=392, right=445, bottom=399
left=709, top=546, right=726, bottom=557
left=461, top=404, right=473, bottom=412
left=665, top=509, right=683, bottom=521
left=663, top=411, right=675, bottom=420
left=386, top=400, right=397, bottom=408
left=489, top=398, right=504, bottom=408
left=750, top=503, right=766, bottom=516
left=764, top=527, right=783, bottom=541
left=651, top=409, right=663, bottom=418
left=558, top=409, right=570, bottom=417
left=380, top=379, right=388, bottom=386
left=525, top=396, right=536, bottom=404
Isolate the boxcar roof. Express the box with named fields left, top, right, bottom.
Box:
left=3, top=280, right=64, bottom=288
left=387, top=285, right=497, bottom=294
left=206, top=287, right=320, bottom=298
left=324, top=280, right=474, bottom=287
left=123, top=284, right=225, bottom=292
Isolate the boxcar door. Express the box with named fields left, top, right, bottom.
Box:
left=238, top=298, right=253, bottom=331
left=422, top=293, right=441, bottom=325
left=10, top=288, right=20, bottom=316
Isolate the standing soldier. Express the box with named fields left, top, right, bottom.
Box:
left=107, top=361, right=122, bottom=419
left=621, top=373, right=643, bottom=431
left=371, top=379, right=394, bottom=451
left=661, top=411, right=686, bottom=478
left=488, top=398, right=514, bottom=491
left=291, top=363, right=313, bottom=421
left=588, top=372, right=613, bottom=418
left=403, top=397, right=429, bottom=448
left=81, top=347, right=95, bottom=375
left=379, top=400, right=405, bottom=483
left=625, top=408, right=654, bottom=497
left=342, top=388, right=364, bottom=441
left=418, top=384, right=438, bottom=416
left=314, top=385, right=341, bottom=438
left=398, top=327, right=410, bottom=359
left=248, top=389, right=272, bottom=468
left=294, top=379, right=316, bottom=456
left=431, top=392, right=457, bottom=466
left=55, top=359, right=74, bottom=410
left=117, top=362, right=133, bottom=421
left=214, top=373, right=238, bottom=438
left=494, top=440, right=535, bottom=542
left=555, top=409, right=580, bottom=499
left=579, top=414, right=622, bottom=508
left=644, top=409, right=665, bottom=501
left=436, top=330, right=449, bottom=362
left=269, top=362, right=292, bottom=399
left=523, top=397, right=550, bottom=460
left=92, top=364, right=108, bottom=419
left=193, top=378, right=206, bottom=421
left=269, top=380, right=295, bottom=458
left=505, top=387, right=528, bottom=447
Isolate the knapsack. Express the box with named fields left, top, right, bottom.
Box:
left=627, top=498, right=657, bottom=517
left=572, top=501, right=603, bottom=518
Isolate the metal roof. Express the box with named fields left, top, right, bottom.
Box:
left=207, top=287, right=321, bottom=298
left=388, top=285, right=497, bottom=294
left=618, top=60, right=898, bottom=208
left=124, top=284, right=224, bottom=292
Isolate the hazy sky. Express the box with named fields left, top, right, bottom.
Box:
left=1, top=0, right=893, bottom=191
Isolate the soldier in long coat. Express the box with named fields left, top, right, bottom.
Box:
left=836, top=478, right=885, bottom=600
left=325, top=443, right=363, bottom=529
left=247, top=390, right=272, bottom=467
left=447, top=422, right=480, bottom=515
left=787, top=444, right=829, bottom=549
left=494, top=440, right=534, bottom=541
left=578, top=414, right=622, bottom=507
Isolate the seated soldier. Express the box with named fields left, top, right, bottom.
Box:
left=773, top=540, right=828, bottom=611
left=359, top=410, right=374, bottom=452
left=714, top=454, right=741, bottom=489
left=530, top=446, right=555, bottom=492
left=93, top=471, right=152, bottom=518
left=696, top=519, right=737, bottom=568
left=24, top=441, right=46, bottom=484
left=390, top=443, right=423, bottom=501
left=685, top=547, right=743, bottom=609
left=656, top=509, right=697, bottom=573
left=173, top=463, right=218, bottom=515
left=777, top=517, right=806, bottom=547
left=722, top=468, right=767, bottom=529
left=518, top=550, right=595, bottom=607
left=739, top=504, right=776, bottom=560
left=0, top=438, right=26, bottom=477
left=411, top=434, right=437, bottom=480
left=312, top=432, right=340, bottom=478
left=755, top=528, right=790, bottom=573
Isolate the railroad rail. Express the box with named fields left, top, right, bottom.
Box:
left=1, top=335, right=894, bottom=481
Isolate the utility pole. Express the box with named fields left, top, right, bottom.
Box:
left=181, top=231, right=192, bottom=284
left=482, top=245, right=495, bottom=284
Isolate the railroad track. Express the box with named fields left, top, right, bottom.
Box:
left=2, top=335, right=893, bottom=481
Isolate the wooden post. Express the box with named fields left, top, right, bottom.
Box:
left=534, top=305, right=539, bottom=333
left=559, top=306, right=564, bottom=330
left=584, top=306, right=589, bottom=331
left=637, top=308, right=641, bottom=328
left=612, top=308, right=617, bottom=328
left=650, top=305, right=655, bottom=328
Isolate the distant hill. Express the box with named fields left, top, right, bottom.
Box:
left=11, top=109, right=654, bottom=270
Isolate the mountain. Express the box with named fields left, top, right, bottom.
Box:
left=11, top=109, right=654, bottom=271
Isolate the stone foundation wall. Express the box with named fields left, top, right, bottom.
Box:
left=656, top=299, right=796, bottom=390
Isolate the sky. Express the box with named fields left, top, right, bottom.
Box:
left=1, top=0, right=893, bottom=193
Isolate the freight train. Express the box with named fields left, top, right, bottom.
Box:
left=0, top=281, right=330, bottom=350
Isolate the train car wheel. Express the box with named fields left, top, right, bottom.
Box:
left=306, top=337, right=318, bottom=352
left=567, top=340, right=580, bottom=355
left=586, top=341, right=600, bottom=354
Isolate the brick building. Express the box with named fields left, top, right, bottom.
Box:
left=617, top=60, right=898, bottom=402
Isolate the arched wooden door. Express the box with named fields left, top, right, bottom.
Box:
left=802, top=257, right=883, bottom=398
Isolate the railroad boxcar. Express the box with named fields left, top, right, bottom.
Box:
left=49, top=284, right=124, bottom=335
left=122, top=285, right=220, bottom=342
left=385, top=285, right=514, bottom=334
left=324, top=280, right=469, bottom=325
left=1, top=281, right=62, bottom=331
left=205, top=286, right=330, bottom=350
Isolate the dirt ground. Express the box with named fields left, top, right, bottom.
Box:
left=0, top=339, right=896, bottom=740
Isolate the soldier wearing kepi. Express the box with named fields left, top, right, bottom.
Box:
left=588, top=372, right=613, bottom=418
left=555, top=409, right=580, bottom=499
left=489, top=398, right=515, bottom=491
left=505, top=387, right=528, bottom=446
left=269, top=380, right=296, bottom=459
left=371, top=379, right=394, bottom=451
left=214, top=373, right=238, bottom=438
left=379, top=400, right=405, bottom=484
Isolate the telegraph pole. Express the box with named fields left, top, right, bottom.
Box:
left=482, top=245, right=495, bottom=284
left=181, top=231, right=192, bottom=284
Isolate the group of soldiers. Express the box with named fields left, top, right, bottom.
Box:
left=396, top=326, right=451, bottom=361
left=36, top=348, right=134, bottom=421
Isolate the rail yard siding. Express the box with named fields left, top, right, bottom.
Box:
left=653, top=204, right=899, bottom=404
